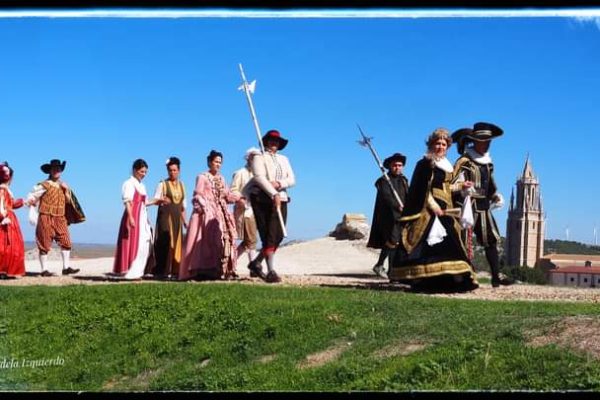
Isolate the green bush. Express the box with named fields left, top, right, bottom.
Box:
left=502, top=265, right=548, bottom=285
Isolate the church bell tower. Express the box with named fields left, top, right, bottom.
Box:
left=505, top=156, right=545, bottom=267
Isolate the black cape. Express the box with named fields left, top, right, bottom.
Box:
left=367, top=174, right=408, bottom=249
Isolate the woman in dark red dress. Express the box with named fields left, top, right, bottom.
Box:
left=0, top=162, right=26, bottom=279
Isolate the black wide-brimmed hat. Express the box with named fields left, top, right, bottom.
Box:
left=452, top=122, right=503, bottom=154
left=383, top=153, right=407, bottom=169
left=471, top=122, right=503, bottom=141
left=41, top=159, right=66, bottom=174
left=262, top=129, right=288, bottom=151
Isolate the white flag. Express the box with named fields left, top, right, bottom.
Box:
left=237, top=80, right=256, bottom=94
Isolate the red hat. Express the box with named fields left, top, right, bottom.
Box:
left=262, top=129, right=288, bottom=151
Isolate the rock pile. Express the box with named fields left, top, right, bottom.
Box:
left=329, top=213, right=370, bottom=240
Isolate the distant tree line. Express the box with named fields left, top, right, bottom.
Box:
left=543, top=239, right=600, bottom=255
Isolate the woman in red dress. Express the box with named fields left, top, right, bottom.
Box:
left=0, top=162, right=26, bottom=279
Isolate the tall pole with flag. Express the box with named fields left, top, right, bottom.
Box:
left=238, top=63, right=287, bottom=237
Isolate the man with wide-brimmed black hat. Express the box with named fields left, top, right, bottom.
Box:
left=367, top=152, right=409, bottom=278
left=246, top=129, right=295, bottom=283
left=26, top=159, right=81, bottom=277
left=451, top=122, right=513, bottom=288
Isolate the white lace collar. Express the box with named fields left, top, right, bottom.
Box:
left=129, top=176, right=147, bottom=194
left=465, top=148, right=492, bottom=165
left=433, top=156, right=454, bottom=173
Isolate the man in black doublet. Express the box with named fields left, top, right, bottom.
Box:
left=367, top=153, right=409, bottom=278
left=452, top=122, right=513, bottom=288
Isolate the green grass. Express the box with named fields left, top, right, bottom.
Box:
left=1, top=283, right=600, bottom=391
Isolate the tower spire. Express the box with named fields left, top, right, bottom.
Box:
left=510, top=187, right=515, bottom=212
left=522, top=153, right=535, bottom=179
left=506, top=154, right=544, bottom=267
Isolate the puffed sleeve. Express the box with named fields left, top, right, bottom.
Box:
left=26, top=183, right=46, bottom=205
left=251, top=154, right=278, bottom=198
left=191, top=174, right=208, bottom=212
left=154, top=181, right=164, bottom=200
left=181, top=182, right=187, bottom=211
left=122, top=179, right=135, bottom=203
left=278, top=155, right=296, bottom=189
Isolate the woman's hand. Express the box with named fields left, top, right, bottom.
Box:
left=462, top=181, right=474, bottom=190
left=236, top=198, right=246, bottom=208
left=434, top=208, right=445, bottom=217
left=128, top=216, right=136, bottom=229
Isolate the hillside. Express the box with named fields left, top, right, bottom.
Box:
left=544, top=239, right=600, bottom=256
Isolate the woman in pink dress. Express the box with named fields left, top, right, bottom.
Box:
left=113, top=159, right=164, bottom=280
left=0, top=162, right=26, bottom=279
left=179, top=150, right=240, bottom=280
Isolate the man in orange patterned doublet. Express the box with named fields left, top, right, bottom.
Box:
left=26, top=159, right=80, bottom=277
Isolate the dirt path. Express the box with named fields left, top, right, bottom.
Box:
left=4, top=237, right=600, bottom=303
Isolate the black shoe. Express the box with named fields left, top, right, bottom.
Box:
left=499, top=277, right=514, bottom=286
left=492, top=277, right=513, bottom=288
left=41, top=270, right=55, bottom=277
left=0, top=273, right=7, bottom=280
left=248, top=261, right=264, bottom=278
left=458, top=280, right=479, bottom=292
left=248, top=260, right=266, bottom=281
left=62, top=267, right=80, bottom=276
left=265, top=270, right=281, bottom=283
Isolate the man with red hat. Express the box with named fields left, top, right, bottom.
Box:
left=26, top=159, right=81, bottom=277
left=451, top=122, right=513, bottom=288
left=246, top=130, right=295, bottom=283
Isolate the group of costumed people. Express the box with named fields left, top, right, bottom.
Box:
left=112, top=129, right=294, bottom=283
left=367, top=122, right=513, bottom=292
left=3, top=123, right=511, bottom=292
left=0, top=129, right=294, bottom=283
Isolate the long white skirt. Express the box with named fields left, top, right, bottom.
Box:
left=124, top=205, right=152, bottom=280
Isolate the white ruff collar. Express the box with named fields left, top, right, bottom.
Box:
left=466, top=148, right=492, bottom=165
left=433, top=156, right=454, bottom=173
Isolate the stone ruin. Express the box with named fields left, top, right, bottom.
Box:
left=329, top=213, right=370, bottom=240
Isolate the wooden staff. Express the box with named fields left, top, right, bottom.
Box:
left=238, top=63, right=287, bottom=237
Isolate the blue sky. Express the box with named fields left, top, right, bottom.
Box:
left=1, top=11, right=600, bottom=245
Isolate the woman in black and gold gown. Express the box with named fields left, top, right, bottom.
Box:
left=388, top=128, right=478, bottom=292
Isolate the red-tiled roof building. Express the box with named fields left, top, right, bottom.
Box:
left=548, top=260, right=600, bottom=287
